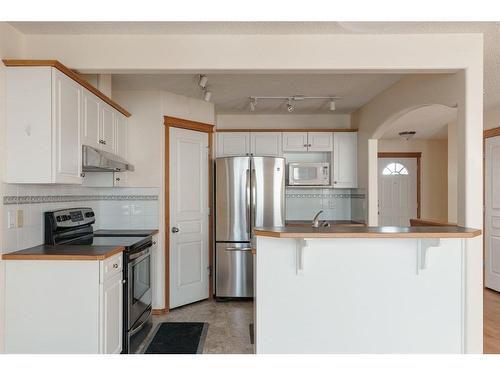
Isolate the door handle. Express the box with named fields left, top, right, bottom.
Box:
left=225, top=247, right=252, bottom=252
left=171, top=227, right=179, bottom=233
left=246, top=169, right=251, bottom=235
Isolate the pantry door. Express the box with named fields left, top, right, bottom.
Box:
left=378, top=154, right=420, bottom=226
left=485, top=136, right=500, bottom=292
left=168, top=119, right=213, bottom=309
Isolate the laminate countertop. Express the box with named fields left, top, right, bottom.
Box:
left=2, top=244, right=124, bottom=261
left=254, top=226, right=482, bottom=239
left=286, top=220, right=366, bottom=227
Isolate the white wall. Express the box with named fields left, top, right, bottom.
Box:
left=216, top=114, right=350, bottom=130
left=484, top=106, right=500, bottom=130
left=378, top=139, right=448, bottom=222
left=448, top=122, right=458, bottom=223
left=0, top=22, right=25, bottom=354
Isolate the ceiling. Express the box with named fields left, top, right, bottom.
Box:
left=112, top=73, right=403, bottom=114
left=380, top=105, right=457, bottom=140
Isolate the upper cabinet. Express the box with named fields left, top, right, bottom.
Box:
left=333, top=132, right=357, bottom=188
left=3, top=60, right=131, bottom=184
left=6, top=67, right=82, bottom=184
left=250, top=132, right=282, bottom=156
left=282, top=132, right=333, bottom=152
left=216, top=132, right=283, bottom=157
left=216, top=132, right=250, bottom=157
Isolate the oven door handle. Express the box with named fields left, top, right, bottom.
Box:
left=129, top=247, right=151, bottom=261
left=129, top=307, right=152, bottom=337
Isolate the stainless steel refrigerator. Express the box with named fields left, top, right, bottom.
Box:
left=215, top=156, right=285, bottom=298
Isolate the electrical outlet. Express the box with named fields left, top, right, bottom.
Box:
left=7, top=210, right=16, bottom=229
left=17, top=209, right=24, bottom=228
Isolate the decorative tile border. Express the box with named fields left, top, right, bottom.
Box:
left=286, top=193, right=353, bottom=199
left=3, top=195, right=158, bottom=205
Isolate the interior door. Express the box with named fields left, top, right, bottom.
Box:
left=485, top=136, right=500, bottom=292
left=378, top=157, right=418, bottom=226
left=170, top=127, right=209, bottom=308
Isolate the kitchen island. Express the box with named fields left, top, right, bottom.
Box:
left=253, top=225, right=481, bottom=354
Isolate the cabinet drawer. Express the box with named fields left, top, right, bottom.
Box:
left=100, top=253, right=123, bottom=283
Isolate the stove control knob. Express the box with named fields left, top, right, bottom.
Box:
left=56, top=216, right=62, bottom=222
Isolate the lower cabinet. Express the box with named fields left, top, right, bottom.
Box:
left=4, top=253, right=123, bottom=354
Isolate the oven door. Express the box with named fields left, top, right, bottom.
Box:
left=128, top=248, right=152, bottom=330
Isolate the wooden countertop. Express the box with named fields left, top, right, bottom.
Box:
left=2, top=244, right=124, bottom=261
left=254, top=226, right=482, bottom=239
left=409, top=218, right=458, bottom=227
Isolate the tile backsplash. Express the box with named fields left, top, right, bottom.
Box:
left=2, top=184, right=159, bottom=253
left=285, top=188, right=353, bottom=221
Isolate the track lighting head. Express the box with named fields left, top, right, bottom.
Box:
left=198, top=75, right=208, bottom=89
left=329, top=99, right=336, bottom=111
left=249, top=97, right=257, bottom=112
left=203, top=90, right=212, bottom=102
left=286, top=98, right=294, bottom=113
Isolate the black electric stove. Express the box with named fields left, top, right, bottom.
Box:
left=44, top=208, right=154, bottom=354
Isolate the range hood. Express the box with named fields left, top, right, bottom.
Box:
left=82, top=145, right=134, bottom=172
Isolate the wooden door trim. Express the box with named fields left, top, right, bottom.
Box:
left=162, top=116, right=214, bottom=315
left=377, top=152, right=422, bottom=219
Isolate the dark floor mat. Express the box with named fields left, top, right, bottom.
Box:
left=145, top=322, right=208, bottom=354
left=249, top=323, right=254, bottom=345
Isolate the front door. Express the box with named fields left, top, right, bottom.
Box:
left=169, top=127, right=209, bottom=308
left=485, top=136, right=500, bottom=292
left=378, top=157, right=418, bottom=226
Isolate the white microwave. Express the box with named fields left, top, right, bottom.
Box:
left=288, top=162, right=330, bottom=186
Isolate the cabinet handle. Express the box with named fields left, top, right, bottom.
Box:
left=102, top=140, right=107, bottom=145
left=115, top=177, right=121, bottom=181
left=99, top=140, right=104, bottom=144
left=80, top=172, right=85, bottom=177
left=308, top=144, right=312, bottom=147
left=303, top=144, right=308, bottom=147
left=334, top=181, right=338, bottom=184
left=153, top=241, right=157, bottom=245
left=113, top=263, right=118, bottom=268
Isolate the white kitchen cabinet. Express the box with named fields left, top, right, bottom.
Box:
left=5, top=67, right=82, bottom=184
left=250, top=132, right=282, bottom=156
left=82, top=89, right=101, bottom=149
left=4, top=253, right=123, bottom=354
left=308, top=132, right=333, bottom=152
left=282, top=132, right=332, bottom=152
left=114, top=112, right=129, bottom=186
left=282, top=132, right=308, bottom=152
left=216, top=132, right=250, bottom=157
left=100, top=272, right=123, bottom=354
left=100, top=105, right=116, bottom=153
left=332, top=132, right=358, bottom=188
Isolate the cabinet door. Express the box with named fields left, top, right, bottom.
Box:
left=308, top=132, right=333, bottom=152
left=114, top=112, right=128, bottom=160
left=100, top=105, right=115, bottom=153
left=282, top=132, right=308, bottom=152
left=250, top=132, right=282, bottom=156
left=333, top=132, right=358, bottom=188
left=100, top=272, right=123, bottom=354
left=82, top=89, right=100, bottom=148
left=53, top=69, right=82, bottom=184
left=216, top=132, right=250, bottom=157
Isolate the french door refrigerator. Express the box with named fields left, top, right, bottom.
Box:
left=215, top=156, right=285, bottom=298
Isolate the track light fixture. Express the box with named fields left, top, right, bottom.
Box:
left=198, top=75, right=208, bottom=89
left=248, top=95, right=341, bottom=112
left=203, top=90, right=212, bottom=102
left=249, top=97, right=257, bottom=112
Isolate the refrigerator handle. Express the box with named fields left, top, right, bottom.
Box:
left=246, top=168, right=251, bottom=235
left=251, top=168, right=257, bottom=234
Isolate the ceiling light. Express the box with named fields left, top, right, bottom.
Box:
left=198, top=75, right=208, bottom=89
left=203, top=90, right=212, bottom=102
left=329, top=100, right=336, bottom=111
left=249, top=98, right=257, bottom=112
left=399, top=131, right=416, bottom=141
left=286, top=98, right=294, bottom=113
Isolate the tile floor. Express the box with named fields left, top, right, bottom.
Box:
left=138, top=299, right=254, bottom=354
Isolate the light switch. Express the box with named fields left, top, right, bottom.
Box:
left=7, top=210, right=16, bottom=229
left=17, top=209, right=24, bottom=228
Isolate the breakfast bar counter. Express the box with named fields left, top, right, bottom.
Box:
left=253, top=225, right=481, bottom=354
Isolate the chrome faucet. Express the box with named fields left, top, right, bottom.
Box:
left=312, top=210, right=324, bottom=228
